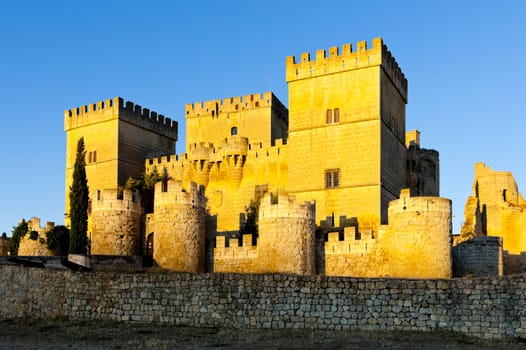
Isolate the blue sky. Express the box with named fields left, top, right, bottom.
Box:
left=0, top=0, right=524, bottom=235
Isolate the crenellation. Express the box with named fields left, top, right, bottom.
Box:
left=58, top=37, right=477, bottom=280
left=65, top=97, right=177, bottom=140
left=325, top=226, right=378, bottom=256
left=185, top=92, right=277, bottom=118
left=286, top=37, right=407, bottom=101
left=17, top=217, right=55, bottom=256
left=91, top=189, right=143, bottom=256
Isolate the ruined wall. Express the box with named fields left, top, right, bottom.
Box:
left=1, top=265, right=526, bottom=340
left=150, top=181, right=206, bottom=272
left=17, top=218, right=53, bottom=256
left=91, top=189, right=143, bottom=255
left=0, top=234, right=9, bottom=256
left=461, top=162, right=526, bottom=254
left=452, top=236, right=503, bottom=277
left=405, top=130, right=440, bottom=197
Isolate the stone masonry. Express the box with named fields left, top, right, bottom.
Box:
left=1, top=265, right=525, bottom=340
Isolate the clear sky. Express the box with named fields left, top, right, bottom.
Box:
left=0, top=0, right=524, bottom=235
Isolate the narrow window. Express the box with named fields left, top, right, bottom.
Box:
left=326, top=109, right=332, bottom=124
left=93, top=151, right=97, bottom=163
left=231, top=126, right=238, bottom=136
left=162, top=180, right=168, bottom=193
left=325, top=169, right=341, bottom=188
left=333, top=108, right=340, bottom=123
left=503, top=189, right=507, bottom=202
left=88, top=152, right=92, bottom=163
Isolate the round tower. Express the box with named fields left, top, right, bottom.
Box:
left=383, top=189, right=452, bottom=278
left=257, top=192, right=316, bottom=275
left=152, top=180, right=206, bottom=272
left=187, top=142, right=214, bottom=186
left=91, top=189, right=143, bottom=255
left=220, top=136, right=248, bottom=187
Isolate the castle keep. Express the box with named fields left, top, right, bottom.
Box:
left=61, top=38, right=450, bottom=278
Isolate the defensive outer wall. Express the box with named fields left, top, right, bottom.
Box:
left=1, top=265, right=525, bottom=340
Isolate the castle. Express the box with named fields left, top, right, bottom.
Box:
left=53, top=38, right=451, bottom=277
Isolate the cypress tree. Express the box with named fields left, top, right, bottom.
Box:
left=69, top=137, right=89, bottom=254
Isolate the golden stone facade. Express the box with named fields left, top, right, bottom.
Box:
left=63, top=38, right=452, bottom=278
left=460, top=162, right=526, bottom=254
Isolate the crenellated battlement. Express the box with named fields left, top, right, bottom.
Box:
left=185, top=92, right=285, bottom=118
left=259, top=192, right=314, bottom=220
left=27, top=217, right=55, bottom=235
left=389, top=189, right=452, bottom=216
left=325, top=226, right=378, bottom=256
left=285, top=37, right=407, bottom=101
left=91, top=189, right=142, bottom=213
left=153, top=180, right=206, bottom=208
left=64, top=97, right=177, bottom=139
left=214, top=234, right=258, bottom=260
left=220, top=136, right=249, bottom=157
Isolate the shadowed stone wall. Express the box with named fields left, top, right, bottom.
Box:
left=1, top=265, right=525, bottom=340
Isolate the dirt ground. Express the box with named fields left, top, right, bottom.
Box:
left=0, top=319, right=524, bottom=350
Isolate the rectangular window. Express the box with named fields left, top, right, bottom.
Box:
left=326, top=109, right=332, bottom=124
left=93, top=150, right=97, bottom=163
left=333, top=108, right=340, bottom=123
left=325, top=169, right=340, bottom=188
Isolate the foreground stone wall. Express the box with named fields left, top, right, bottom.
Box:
left=1, top=265, right=525, bottom=340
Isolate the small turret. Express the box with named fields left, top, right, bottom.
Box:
left=91, top=189, right=143, bottom=256
left=151, top=180, right=207, bottom=272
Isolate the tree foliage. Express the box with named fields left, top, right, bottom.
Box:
left=46, top=225, right=70, bottom=256
left=240, top=197, right=261, bottom=236
left=123, top=167, right=163, bottom=214
left=9, top=219, right=28, bottom=256
left=69, top=137, right=89, bottom=254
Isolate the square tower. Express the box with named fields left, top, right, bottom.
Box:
left=185, top=92, right=288, bottom=150
left=64, top=97, right=177, bottom=223
left=286, top=38, right=408, bottom=229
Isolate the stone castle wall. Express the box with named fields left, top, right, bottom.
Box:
left=503, top=250, right=526, bottom=275
left=214, top=193, right=315, bottom=275
left=452, top=236, right=503, bottom=277
left=150, top=181, right=207, bottom=272
left=1, top=265, right=525, bottom=340
left=91, top=189, right=143, bottom=255
left=323, top=190, right=452, bottom=279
